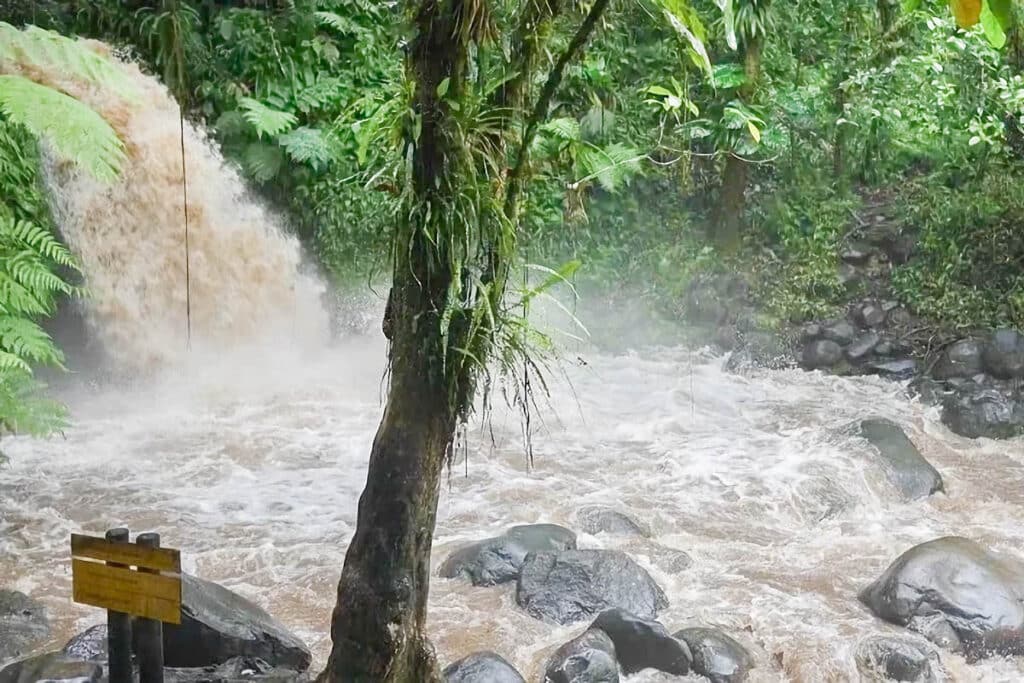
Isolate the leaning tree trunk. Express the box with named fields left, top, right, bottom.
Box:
left=319, top=0, right=473, bottom=680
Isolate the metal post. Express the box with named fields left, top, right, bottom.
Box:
left=134, top=533, right=164, bottom=683
left=105, top=528, right=133, bottom=683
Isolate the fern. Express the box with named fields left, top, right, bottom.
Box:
left=0, top=316, right=63, bottom=367
left=0, top=76, right=126, bottom=183
left=0, top=369, right=67, bottom=436
left=575, top=142, right=643, bottom=192
left=314, top=11, right=366, bottom=35
left=239, top=97, right=297, bottom=139
left=243, top=141, right=285, bottom=182
left=278, top=126, right=334, bottom=170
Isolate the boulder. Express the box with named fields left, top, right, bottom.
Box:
left=674, top=628, right=754, bottom=683
left=0, top=653, right=101, bottom=683
left=439, top=524, right=577, bottom=586
left=822, top=321, right=856, bottom=345
left=800, top=323, right=822, bottom=342
left=857, top=418, right=943, bottom=500
left=941, top=386, right=1024, bottom=439
left=859, top=537, right=1024, bottom=659
left=516, top=550, right=668, bottom=625
left=855, top=636, right=941, bottom=682
left=651, top=548, right=693, bottom=574
left=846, top=333, right=880, bottom=361
left=874, top=341, right=894, bottom=356
left=0, top=590, right=49, bottom=663
left=577, top=507, right=650, bottom=538
left=165, top=657, right=309, bottom=683
left=802, top=340, right=842, bottom=370
left=163, top=574, right=311, bottom=670
left=442, top=652, right=524, bottom=683
left=858, top=303, right=887, bottom=328
left=62, top=624, right=107, bottom=661
left=590, top=609, right=690, bottom=675
left=933, top=339, right=984, bottom=380
left=543, top=629, right=619, bottom=683
left=983, top=329, right=1024, bottom=379
left=865, top=359, right=917, bottom=381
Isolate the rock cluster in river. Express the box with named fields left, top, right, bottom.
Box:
left=0, top=590, right=49, bottom=664
left=0, top=574, right=312, bottom=683
left=799, top=302, right=917, bottom=380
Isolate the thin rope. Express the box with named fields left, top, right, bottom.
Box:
left=179, top=106, right=192, bottom=349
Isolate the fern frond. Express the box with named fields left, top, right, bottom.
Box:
left=0, top=368, right=67, bottom=436
left=0, top=75, right=125, bottom=182
left=238, top=97, right=297, bottom=140
left=0, top=315, right=62, bottom=366
left=0, top=350, right=30, bottom=373
left=0, top=271, right=49, bottom=316
left=314, top=11, right=366, bottom=35
left=243, top=141, right=284, bottom=182
left=278, top=126, right=333, bottom=170
left=575, top=142, right=643, bottom=192
left=540, top=117, right=581, bottom=142
left=5, top=218, right=78, bottom=269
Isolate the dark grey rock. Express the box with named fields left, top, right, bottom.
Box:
left=0, top=590, right=49, bottom=663
left=543, top=629, right=618, bottom=683
left=800, top=323, right=822, bottom=341
left=591, top=609, right=689, bottom=675
left=983, top=329, right=1024, bottom=379
left=674, top=628, right=754, bottom=683
left=874, top=341, right=894, bottom=356
left=887, top=308, right=913, bottom=328
left=577, top=507, right=650, bottom=538
left=651, top=548, right=692, bottom=574
left=847, top=333, right=881, bottom=361
left=165, top=657, right=309, bottom=683
left=802, top=340, right=842, bottom=370
left=62, top=625, right=106, bottom=661
left=855, top=636, right=941, bottom=682
left=822, top=321, right=856, bottom=345
left=0, top=653, right=100, bottom=683
left=443, top=651, right=524, bottom=683
left=882, top=301, right=900, bottom=312
left=838, top=263, right=862, bottom=288
left=858, top=303, right=887, bottom=328
left=440, top=524, right=577, bottom=586
left=858, top=418, right=943, bottom=500
left=941, top=387, right=1024, bottom=439
left=933, top=339, right=984, bottom=380
left=841, top=245, right=871, bottom=265
left=859, top=536, right=1024, bottom=660
left=865, top=359, right=917, bottom=380
left=163, top=574, right=311, bottom=670
left=516, top=550, right=668, bottom=625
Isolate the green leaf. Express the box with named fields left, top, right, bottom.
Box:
left=278, top=126, right=334, bottom=170
left=712, top=63, right=747, bottom=89
left=658, top=0, right=712, bottom=77
left=0, top=75, right=125, bottom=182
left=988, top=0, right=1014, bottom=29
left=243, top=141, right=284, bottom=182
left=716, top=0, right=738, bottom=50
left=238, top=98, right=297, bottom=140
left=981, top=0, right=1008, bottom=46
left=902, top=0, right=923, bottom=11
left=436, top=77, right=450, bottom=98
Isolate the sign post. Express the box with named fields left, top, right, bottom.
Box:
left=71, top=529, right=182, bottom=683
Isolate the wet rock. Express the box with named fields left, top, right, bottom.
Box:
left=800, top=323, right=822, bottom=341
left=443, top=651, right=524, bottom=683
left=674, top=628, right=754, bottom=683
left=543, top=629, right=618, bottom=683
left=166, top=657, right=309, bottom=683
left=841, top=244, right=871, bottom=265
left=822, top=321, right=856, bottom=345
left=440, top=524, right=577, bottom=586
left=941, top=387, right=1024, bottom=439
left=0, top=590, right=49, bottom=663
left=163, top=574, right=311, bottom=670
left=858, top=303, right=887, bottom=328
left=838, top=263, right=862, bottom=288
left=865, top=359, right=917, bottom=381
left=847, top=333, right=880, bottom=361
left=859, top=536, right=1024, bottom=660
left=577, top=507, right=650, bottom=538
left=933, top=339, right=984, bottom=380
left=62, top=624, right=106, bottom=661
left=874, top=341, right=894, bottom=356
left=982, top=329, right=1024, bottom=379
left=0, top=653, right=101, bottom=683
left=858, top=418, right=943, bottom=500
left=802, top=340, right=842, bottom=370
left=591, top=609, right=690, bottom=675
left=651, top=548, right=692, bottom=574
left=517, top=550, right=668, bottom=625
left=887, top=307, right=913, bottom=329
left=882, top=301, right=900, bottom=312
left=855, top=636, right=941, bottom=682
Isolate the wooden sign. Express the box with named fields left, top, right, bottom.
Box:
left=71, top=533, right=182, bottom=624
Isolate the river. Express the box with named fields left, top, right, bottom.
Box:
left=3, top=313, right=1024, bottom=682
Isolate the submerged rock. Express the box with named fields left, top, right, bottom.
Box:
left=857, top=418, right=943, bottom=500
left=865, top=359, right=917, bottom=380
left=517, top=550, right=668, bottom=625
left=855, top=635, right=941, bottom=682
left=590, top=609, right=690, bottom=675
left=0, top=653, right=101, bottom=683
left=982, top=329, right=1024, bottom=379
left=163, top=574, right=311, bottom=670
left=674, top=628, right=754, bottom=683
left=802, top=340, right=842, bottom=370
left=62, top=624, right=107, bottom=661
left=933, top=339, right=984, bottom=380
left=166, top=657, right=309, bottom=683
left=577, top=507, right=650, bottom=538
left=543, top=629, right=619, bottom=683
left=941, top=386, right=1024, bottom=439
left=442, top=651, right=524, bottom=683
left=440, top=524, right=577, bottom=586
left=0, top=590, right=49, bottom=663
left=859, top=537, right=1024, bottom=660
